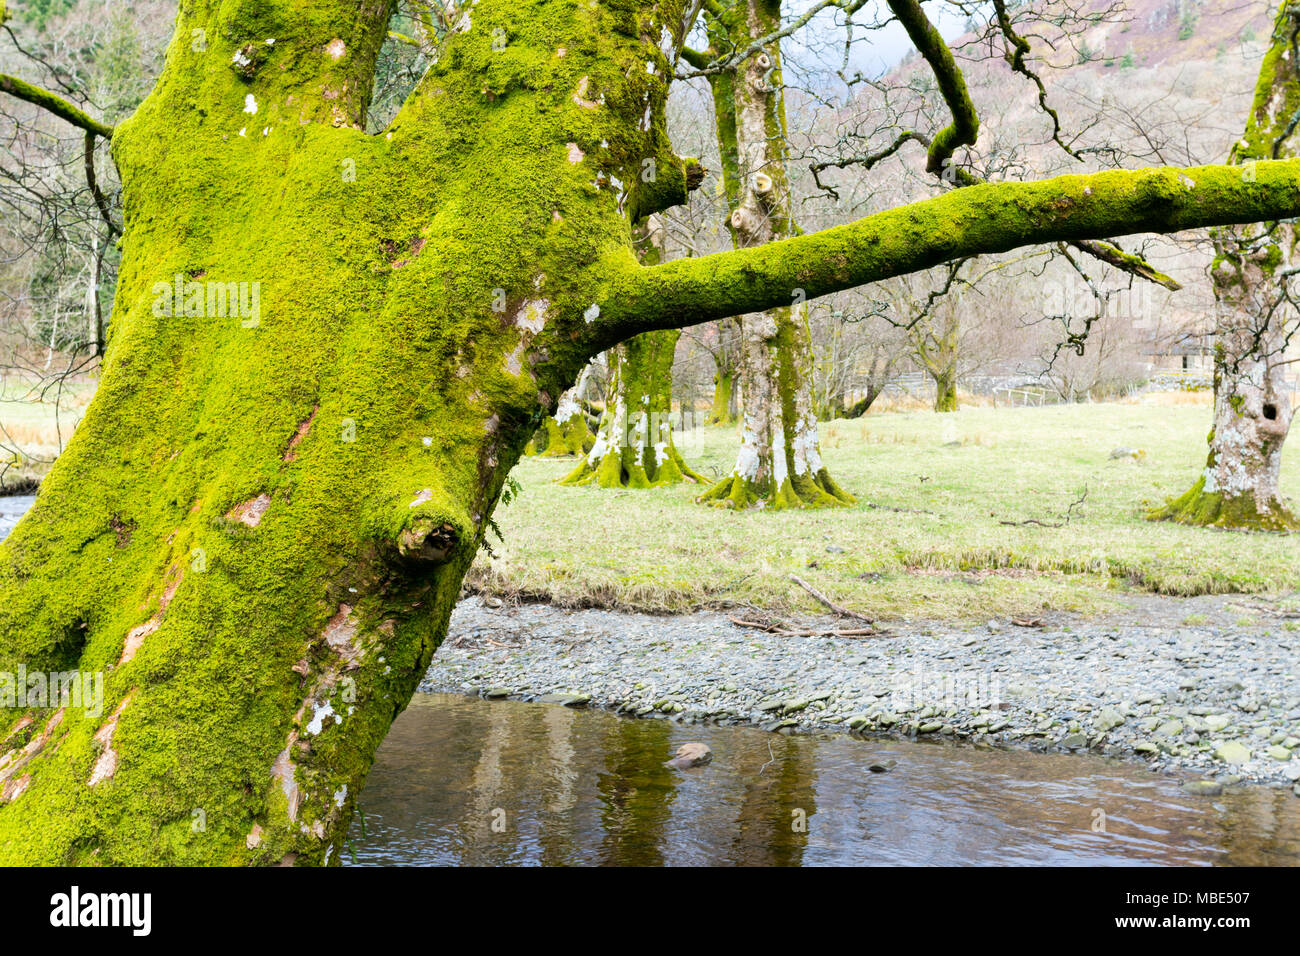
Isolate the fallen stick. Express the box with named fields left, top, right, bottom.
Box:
left=728, top=617, right=883, bottom=638
left=789, top=574, right=875, bottom=624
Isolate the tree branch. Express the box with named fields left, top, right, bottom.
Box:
left=0, top=72, right=113, bottom=138
left=591, top=159, right=1300, bottom=348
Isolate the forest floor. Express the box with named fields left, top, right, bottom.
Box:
left=469, top=394, right=1300, bottom=622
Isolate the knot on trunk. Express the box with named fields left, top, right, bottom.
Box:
left=397, top=518, right=459, bottom=564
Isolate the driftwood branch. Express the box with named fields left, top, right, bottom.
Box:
left=789, top=574, right=875, bottom=623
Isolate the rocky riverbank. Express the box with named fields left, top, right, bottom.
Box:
left=423, top=594, right=1300, bottom=795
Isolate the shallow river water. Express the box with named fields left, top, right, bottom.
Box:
left=345, top=692, right=1300, bottom=866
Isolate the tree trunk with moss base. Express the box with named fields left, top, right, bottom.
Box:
left=694, top=0, right=853, bottom=510
left=560, top=216, right=706, bottom=488
left=1153, top=1, right=1300, bottom=532
left=560, top=328, right=707, bottom=487
left=527, top=364, right=596, bottom=457
left=4, top=0, right=1300, bottom=865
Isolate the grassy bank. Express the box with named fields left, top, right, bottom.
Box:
left=469, top=395, right=1300, bottom=621
left=0, top=378, right=94, bottom=491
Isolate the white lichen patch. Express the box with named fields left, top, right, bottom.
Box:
left=514, top=299, right=549, bottom=333
left=734, top=416, right=763, bottom=480
left=305, top=701, right=337, bottom=736
left=227, top=493, right=272, bottom=527
left=333, top=785, right=348, bottom=808
left=791, top=415, right=823, bottom=475
left=572, top=76, right=599, bottom=109
left=554, top=392, right=580, bottom=424
left=583, top=302, right=601, bottom=323
left=771, top=426, right=788, bottom=487
left=243, top=93, right=258, bottom=114
left=505, top=340, right=528, bottom=376
left=409, top=488, right=434, bottom=508
left=566, top=142, right=585, bottom=163
left=326, top=38, right=347, bottom=61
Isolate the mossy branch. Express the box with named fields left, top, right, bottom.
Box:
left=593, top=159, right=1300, bottom=346
left=0, top=73, right=113, bottom=138
left=887, top=0, right=978, bottom=180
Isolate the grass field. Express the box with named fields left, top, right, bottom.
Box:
left=0, top=378, right=94, bottom=490
left=469, top=394, right=1300, bottom=622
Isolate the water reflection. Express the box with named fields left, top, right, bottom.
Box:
left=347, top=693, right=1300, bottom=866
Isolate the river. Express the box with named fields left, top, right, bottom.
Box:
left=344, top=692, right=1300, bottom=866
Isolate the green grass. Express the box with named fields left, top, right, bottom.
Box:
left=470, top=397, right=1300, bottom=622
left=0, top=378, right=95, bottom=489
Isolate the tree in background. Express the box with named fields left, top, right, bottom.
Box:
left=560, top=214, right=708, bottom=488
left=690, top=0, right=854, bottom=509
left=1153, top=0, right=1300, bottom=531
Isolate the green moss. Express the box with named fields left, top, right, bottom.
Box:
left=0, top=0, right=701, bottom=865
left=1148, top=475, right=1300, bottom=532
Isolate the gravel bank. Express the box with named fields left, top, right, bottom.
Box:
left=423, top=594, right=1300, bottom=794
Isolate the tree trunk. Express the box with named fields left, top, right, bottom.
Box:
left=0, top=0, right=706, bottom=865
left=561, top=326, right=707, bottom=487
left=529, top=363, right=597, bottom=457
left=706, top=316, right=741, bottom=425
left=695, top=0, right=853, bottom=510
left=933, top=366, right=959, bottom=413
left=1153, top=1, right=1299, bottom=531
left=560, top=216, right=705, bottom=488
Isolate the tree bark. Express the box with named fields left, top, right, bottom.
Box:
left=1153, top=1, right=1300, bottom=531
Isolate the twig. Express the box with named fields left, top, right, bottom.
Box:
left=758, top=739, right=778, bottom=777
left=999, top=487, right=1088, bottom=528
left=728, top=616, right=883, bottom=638
left=789, top=574, right=875, bottom=623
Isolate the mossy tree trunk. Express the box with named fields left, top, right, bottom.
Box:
left=5, top=0, right=1300, bottom=865
left=707, top=316, right=741, bottom=425
left=0, top=0, right=708, bottom=865
left=560, top=215, right=706, bottom=488
left=693, top=0, right=853, bottom=510
left=528, top=363, right=596, bottom=457
left=910, top=303, right=960, bottom=413
left=1153, top=1, right=1300, bottom=531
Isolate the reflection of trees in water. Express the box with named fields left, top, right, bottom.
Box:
left=464, top=705, right=510, bottom=847
left=537, top=705, right=581, bottom=866
left=1215, top=785, right=1299, bottom=865
left=597, top=717, right=677, bottom=866
left=727, top=736, right=817, bottom=867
